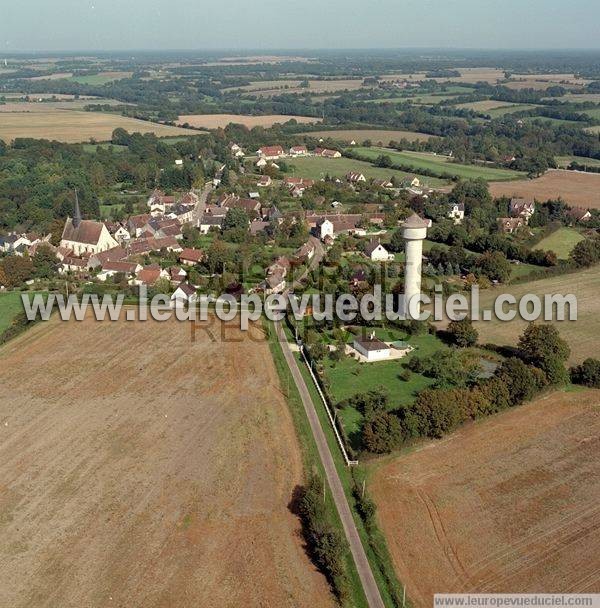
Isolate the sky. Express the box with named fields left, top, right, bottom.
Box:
left=1, top=0, right=600, bottom=52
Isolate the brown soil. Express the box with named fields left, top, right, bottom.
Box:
left=370, top=389, right=600, bottom=607
left=0, top=316, right=334, bottom=608
left=489, top=169, right=600, bottom=209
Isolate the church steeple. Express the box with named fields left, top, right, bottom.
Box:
left=73, top=190, right=82, bottom=228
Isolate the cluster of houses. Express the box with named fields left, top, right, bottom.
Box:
left=260, top=240, right=315, bottom=294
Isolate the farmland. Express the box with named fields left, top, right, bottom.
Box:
left=534, top=227, right=585, bottom=259
left=286, top=155, right=447, bottom=187
left=489, top=169, right=600, bottom=208
left=67, top=71, right=133, bottom=85
left=476, top=265, right=600, bottom=364
left=300, top=129, right=432, bottom=145
left=351, top=147, right=526, bottom=181
left=370, top=388, right=600, bottom=608
left=178, top=113, right=321, bottom=129
left=0, top=316, right=334, bottom=608
left=0, top=292, right=25, bottom=335
left=0, top=110, right=199, bottom=143
left=223, top=78, right=368, bottom=96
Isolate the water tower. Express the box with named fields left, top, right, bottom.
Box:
left=402, top=214, right=428, bottom=320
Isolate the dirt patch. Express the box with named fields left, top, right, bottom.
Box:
left=0, top=316, right=333, bottom=608
left=489, top=169, right=600, bottom=209
left=178, top=113, right=320, bottom=129
left=370, top=389, right=600, bottom=608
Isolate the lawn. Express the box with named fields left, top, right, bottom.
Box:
left=286, top=155, right=448, bottom=187
left=351, top=147, right=526, bottom=181
left=0, top=292, right=25, bottom=334
left=534, top=227, right=584, bottom=259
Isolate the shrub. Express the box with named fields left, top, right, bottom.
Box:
left=570, top=358, right=600, bottom=388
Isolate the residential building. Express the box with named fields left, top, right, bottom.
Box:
left=364, top=239, right=393, bottom=262
left=448, top=202, right=465, bottom=224
left=353, top=333, right=391, bottom=362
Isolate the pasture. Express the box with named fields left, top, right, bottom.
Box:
left=0, top=110, right=198, bottom=143
left=476, top=265, right=600, bottom=364
left=286, top=155, right=447, bottom=187
left=0, top=316, right=334, bottom=608
left=489, top=169, right=600, bottom=208
left=178, top=113, right=320, bottom=129
left=0, top=292, right=25, bottom=335
left=534, top=227, right=585, bottom=259
left=371, top=388, right=600, bottom=608
left=301, top=129, right=432, bottom=145
left=68, top=71, right=132, bottom=85
left=352, top=147, right=526, bottom=181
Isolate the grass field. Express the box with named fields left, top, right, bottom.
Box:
left=352, top=147, right=526, bottom=181
left=0, top=316, right=335, bottom=608
left=489, top=169, right=600, bottom=208
left=68, top=71, right=132, bottom=85
left=223, top=78, right=369, bottom=96
left=556, top=155, right=600, bottom=168
left=476, top=265, right=599, bottom=364
left=0, top=292, right=25, bottom=334
left=370, top=388, right=600, bottom=608
left=286, top=155, right=447, bottom=187
left=523, top=116, right=586, bottom=128
left=0, top=110, right=200, bottom=143
left=456, top=100, right=540, bottom=117
left=300, top=129, right=432, bottom=145
left=178, top=113, right=320, bottom=129
left=366, top=94, right=459, bottom=105
left=534, top=227, right=585, bottom=259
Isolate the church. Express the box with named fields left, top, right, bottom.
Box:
left=60, top=194, right=118, bottom=256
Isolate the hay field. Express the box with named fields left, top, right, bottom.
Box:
left=0, top=110, right=198, bottom=143
left=371, top=388, right=600, bottom=608
left=0, top=100, right=123, bottom=112
left=475, top=265, right=599, bottom=364
left=178, top=113, right=320, bottom=129
left=301, top=129, right=432, bottom=145
left=489, top=169, right=600, bottom=208
left=0, top=315, right=334, bottom=608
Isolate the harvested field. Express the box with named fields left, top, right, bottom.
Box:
left=0, top=111, right=199, bottom=143
left=300, top=129, right=432, bottom=145
left=489, top=169, right=600, bottom=208
left=223, top=79, right=367, bottom=96
left=0, top=100, right=124, bottom=112
left=476, top=265, right=600, bottom=364
left=371, top=388, right=600, bottom=608
left=178, top=113, right=320, bottom=129
left=0, top=316, right=333, bottom=608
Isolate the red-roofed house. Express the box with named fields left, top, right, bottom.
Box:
left=256, top=145, right=285, bottom=160
left=179, top=248, right=204, bottom=266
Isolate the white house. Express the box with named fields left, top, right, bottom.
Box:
left=256, top=145, right=285, bottom=160
left=346, top=171, right=366, bottom=184
left=365, top=240, right=393, bottom=262
left=353, top=333, right=391, bottom=362
left=509, top=198, right=535, bottom=222
left=448, top=203, right=465, bottom=224
left=229, top=143, right=245, bottom=158
left=97, top=261, right=141, bottom=282
left=171, top=283, right=197, bottom=308
left=113, top=225, right=131, bottom=243
left=317, top=218, right=334, bottom=241
left=289, top=145, right=308, bottom=156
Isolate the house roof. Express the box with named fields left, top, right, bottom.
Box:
left=365, top=240, right=387, bottom=256
left=136, top=266, right=162, bottom=285
left=174, top=283, right=196, bottom=297
left=102, top=261, right=137, bottom=273
left=354, top=335, right=389, bottom=351
left=258, top=145, right=284, bottom=156
left=179, top=248, right=204, bottom=262
left=61, top=218, right=105, bottom=245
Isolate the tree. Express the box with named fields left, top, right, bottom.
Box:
left=412, top=389, right=465, bottom=438
left=570, top=238, right=600, bottom=268
left=570, top=358, right=600, bottom=388
left=496, top=357, right=546, bottom=405
left=446, top=318, right=478, bottom=347
left=388, top=228, right=405, bottom=253
left=32, top=244, right=59, bottom=279
left=361, top=410, right=404, bottom=454
left=0, top=255, right=33, bottom=288
left=475, top=250, right=511, bottom=283
left=518, top=323, right=570, bottom=384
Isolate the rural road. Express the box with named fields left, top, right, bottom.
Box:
left=274, top=318, right=385, bottom=608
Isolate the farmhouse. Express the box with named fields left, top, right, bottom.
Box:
left=314, top=147, right=342, bottom=158
left=509, top=198, right=535, bottom=222
left=352, top=332, right=391, bottom=362
left=257, top=145, right=285, bottom=160
left=346, top=171, right=366, bottom=184
left=257, top=175, right=272, bottom=187
left=179, top=248, right=204, bottom=266
left=198, top=214, right=225, bottom=234
left=229, top=143, right=245, bottom=158
left=498, top=217, right=525, bottom=234
left=373, top=178, right=394, bottom=189
left=289, top=145, right=308, bottom=156
left=448, top=202, right=465, bottom=224
left=365, top=239, right=394, bottom=262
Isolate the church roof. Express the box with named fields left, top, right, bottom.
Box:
left=61, top=218, right=105, bottom=245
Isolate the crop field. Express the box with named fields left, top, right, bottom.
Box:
left=301, top=129, right=432, bottom=145
left=178, top=113, right=320, bottom=129
left=457, top=101, right=540, bottom=117
left=0, top=315, right=333, bottom=608
left=286, top=155, right=447, bottom=187
left=489, top=169, right=600, bottom=208
left=370, top=388, right=600, bottom=608
left=534, top=227, right=585, bottom=259
left=224, top=78, right=369, bottom=96
left=475, top=265, right=600, bottom=364
left=352, top=147, right=526, bottom=181
left=0, top=110, right=197, bottom=143
left=0, top=100, right=124, bottom=112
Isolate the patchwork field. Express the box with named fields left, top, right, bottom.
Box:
left=301, top=129, right=432, bottom=145
left=0, top=110, right=198, bottom=143
left=352, top=147, right=526, bottom=181
left=286, top=155, right=447, bottom=187
left=489, top=169, right=600, bottom=208
left=178, top=113, right=320, bottom=129
left=0, top=316, right=333, bottom=608
left=476, top=265, right=599, bottom=364
left=371, top=388, right=600, bottom=608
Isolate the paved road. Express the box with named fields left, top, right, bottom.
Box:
left=274, top=320, right=385, bottom=608
left=192, top=183, right=213, bottom=225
